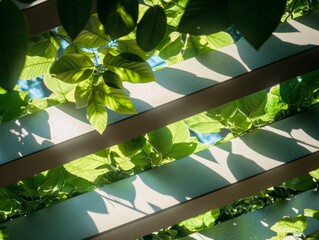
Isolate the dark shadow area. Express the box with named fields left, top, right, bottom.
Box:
left=155, top=68, right=218, bottom=95
left=196, top=50, right=247, bottom=77
left=219, top=141, right=264, bottom=180
left=56, top=102, right=88, bottom=124
left=241, top=128, right=311, bottom=162
left=237, top=35, right=316, bottom=71
left=139, top=149, right=231, bottom=203
left=2, top=189, right=107, bottom=240
left=0, top=110, right=52, bottom=164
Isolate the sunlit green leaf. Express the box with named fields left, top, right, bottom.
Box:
left=86, top=90, right=108, bottom=134
left=57, top=0, right=93, bottom=40
left=229, top=0, right=287, bottom=49
left=309, top=168, right=319, bottom=180
left=0, top=0, right=28, bottom=90
left=104, top=53, right=155, bottom=83
left=97, top=0, right=138, bottom=39
left=44, top=74, right=76, bottom=102
left=148, top=127, right=173, bottom=155
left=168, top=121, right=190, bottom=144
left=304, top=209, right=319, bottom=220
left=20, top=56, right=55, bottom=80
left=206, top=31, right=233, bottom=49
left=75, top=15, right=111, bottom=48
left=183, top=35, right=214, bottom=59
left=270, top=215, right=307, bottom=233
left=166, top=142, right=197, bottom=160
left=64, top=150, right=110, bottom=183
left=178, top=209, right=220, bottom=232
left=184, top=112, right=225, bottom=134
left=75, top=80, right=93, bottom=108
left=50, top=53, right=94, bottom=83
left=27, top=32, right=58, bottom=59
left=95, top=81, right=136, bottom=114
left=27, top=97, right=62, bottom=114
left=178, top=0, right=231, bottom=35
left=137, top=5, right=167, bottom=52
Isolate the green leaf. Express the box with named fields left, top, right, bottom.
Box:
left=117, top=35, right=152, bottom=60
left=118, top=137, right=144, bottom=157
left=157, top=31, right=184, bottom=60
left=304, top=209, right=319, bottom=220
left=183, top=35, right=215, bottom=59
left=136, top=5, right=167, bottom=52
left=75, top=80, right=93, bottom=108
left=148, top=127, right=173, bottom=155
left=95, top=80, right=136, bottom=114
left=178, top=0, right=231, bottom=35
left=228, top=0, right=287, bottom=49
left=103, top=70, right=123, bottom=89
left=27, top=97, right=62, bottom=114
left=64, top=150, right=110, bottom=183
left=184, top=112, right=225, bottom=134
left=284, top=175, right=316, bottom=191
left=309, top=168, right=319, bottom=180
left=75, top=15, right=111, bottom=48
left=0, top=188, right=21, bottom=212
left=50, top=53, right=94, bottom=83
left=271, top=215, right=307, bottom=233
left=178, top=209, right=220, bottom=232
left=166, top=142, right=197, bottom=160
left=0, top=0, right=28, bottom=90
left=97, top=0, right=138, bottom=39
left=206, top=31, right=233, bottom=49
left=57, top=0, right=93, bottom=40
left=0, top=90, right=28, bottom=124
left=228, top=108, right=252, bottom=134
left=44, top=74, right=76, bottom=102
left=20, top=56, right=55, bottom=80
left=86, top=90, right=108, bottom=134
left=168, top=121, right=190, bottom=144
left=103, top=53, right=155, bottom=83
left=27, top=32, right=58, bottom=59
left=0, top=226, right=8, bottom=240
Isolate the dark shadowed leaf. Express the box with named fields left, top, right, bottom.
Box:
left=97, top=0, right=138, bottom=39
left=136, top=5, right=167, bottom=52
left=57, top=0, right=93, bottom=40
left=178, top=0, right=231, bottom=35
left=229, top=0, right=287, bottom=49
left=148, top=127, right=173, bottom=155
left=0, top=0, right=28, bottom=90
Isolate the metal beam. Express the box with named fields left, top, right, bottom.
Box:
left=1, top=107, right=319, bottom=240
left=1, top=13, right=319, bottom=187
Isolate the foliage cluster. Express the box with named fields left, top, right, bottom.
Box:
left=1, top=0, right=317, bottom=134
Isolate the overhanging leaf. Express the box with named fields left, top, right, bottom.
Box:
left=228, top=0, right=287, bottom=49
left=57, top=0, right=93, bottom=40
left=44, top=74, right=76, bottom=102
left=86, top=91, right=108, bottom=134
left=20, top=56, right=55, bottom=80
left=97, top=0, right=138, bottom=39
left=148, top=127, right=173, bottom=155
left=75, top=15, right=111, bottom=48
left=103, top=53, right=155, bottom=83
left=270, top=215, right=307, bottom=233
left=178, top=0, right=231, bottom=35
left=0, top=0, right=28, bottom=90
left=50, top=53, right=94, bottom=83
left=136, top=5, right=167, bottom=52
